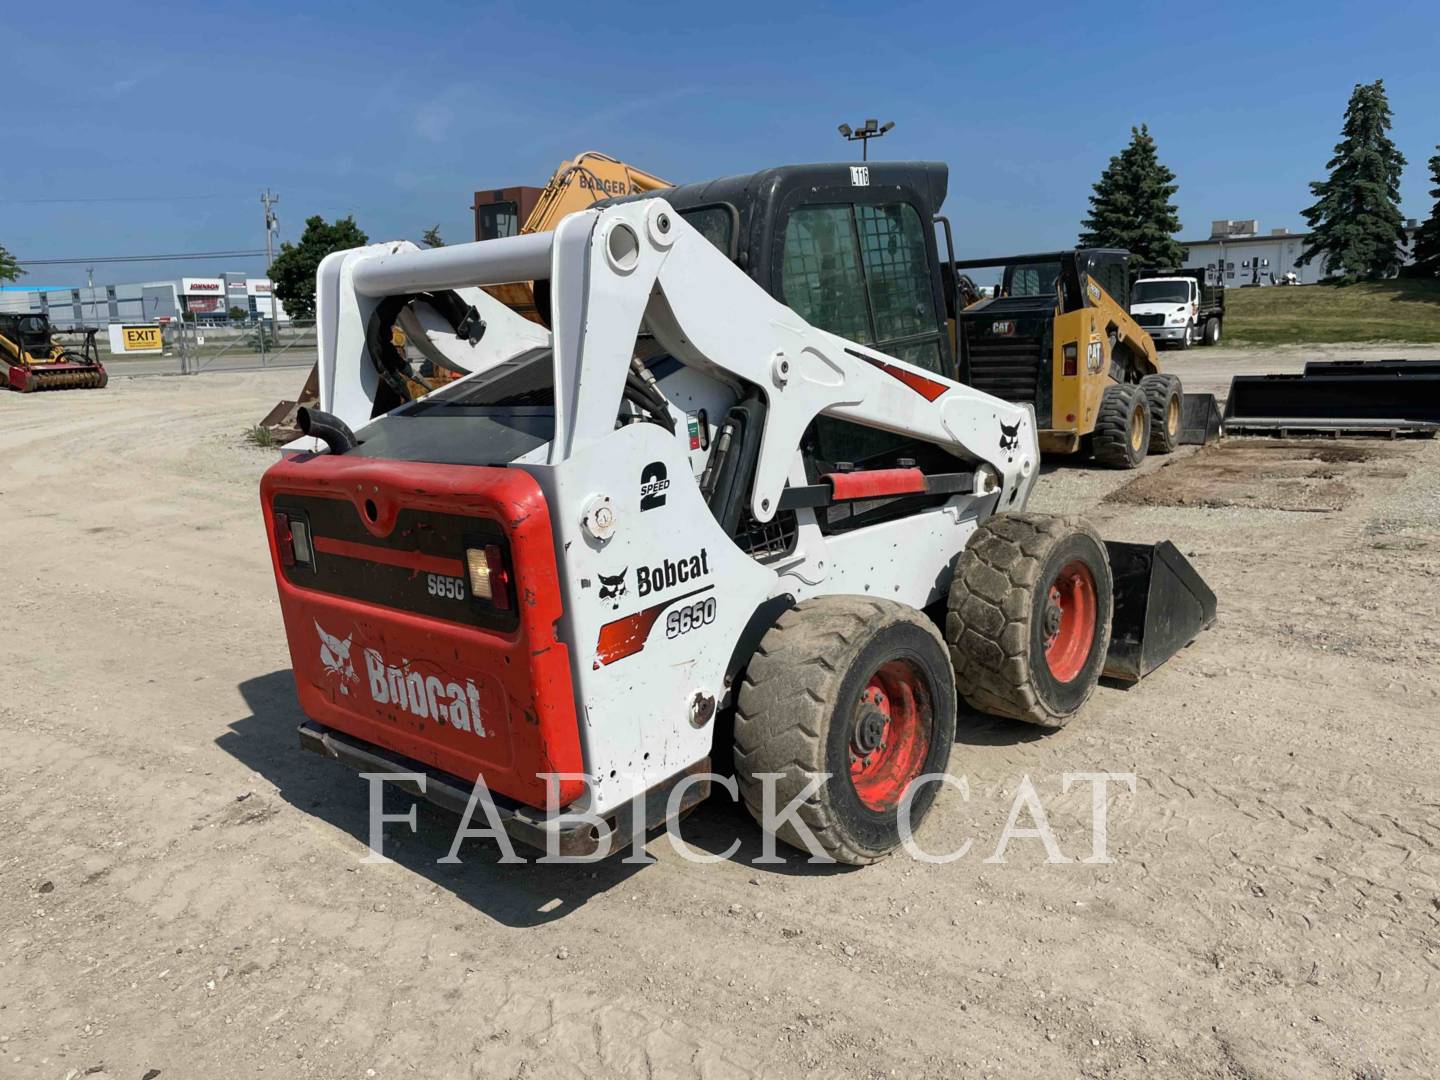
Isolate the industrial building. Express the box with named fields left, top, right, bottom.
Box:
left=1182, top=218, right=1420, bottom=285
left=0, top=274, right=289, bottom=328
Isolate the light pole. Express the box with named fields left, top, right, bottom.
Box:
left=838, top=119, right=894, bottom=161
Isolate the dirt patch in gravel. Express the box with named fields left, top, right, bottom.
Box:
left=1105, top=438, right=1420, bottom=512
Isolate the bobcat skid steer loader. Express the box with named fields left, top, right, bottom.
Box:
left=261, top=194, right=1215, bottom=864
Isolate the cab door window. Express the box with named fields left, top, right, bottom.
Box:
left=780, top=206, right=873, bottom=345
left=780, top=201, right=945, bottom=375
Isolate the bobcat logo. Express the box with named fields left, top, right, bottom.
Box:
left=597, top=568, right=628, bottom=610
left=998, top=419, right=1021, bottom=453
left=315, top=620, right=357, bottom=695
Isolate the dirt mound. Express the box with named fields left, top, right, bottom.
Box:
left=1106, top=439, right=1416, bottom=512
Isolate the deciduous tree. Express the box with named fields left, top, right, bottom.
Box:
left=0, top=242, right=23, bottom=283
left=268, top=215, right=369, bottom=320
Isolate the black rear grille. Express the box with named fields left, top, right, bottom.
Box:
left=965, top=338, right=1046, bottom=406
left=1132, top=312, right=1165, bottom=328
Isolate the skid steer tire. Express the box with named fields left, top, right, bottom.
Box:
left=1139, top=373, right=1183, bottom=454
left=1091, top=383, right=1150, bottom=469
left=734, top=597, right=957, bottom=865
left=946, top=513, right=1113, bottom=729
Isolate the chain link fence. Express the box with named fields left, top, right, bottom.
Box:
left=53, top=321, right=317, bottom=376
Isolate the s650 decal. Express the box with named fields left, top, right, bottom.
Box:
left=665, top=596, right=717, bottom=639
left=426, top=573, right=466, bottom=600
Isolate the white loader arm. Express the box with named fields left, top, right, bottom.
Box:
left=545, top=200, right=1038, bottom=518
left=331, top=200, right=1038, bottom=514
left=312, top=239, right=549, bottom=432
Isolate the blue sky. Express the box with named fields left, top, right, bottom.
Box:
left=4, top=0, right=1438, bottom=287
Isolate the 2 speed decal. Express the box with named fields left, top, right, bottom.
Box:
left=640, top=461, right=669, bottom=511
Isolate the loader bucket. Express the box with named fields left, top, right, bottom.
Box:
left=1179, top=393, right=1222, bottom=445
left=1102, top=541, right=1217, bottom=683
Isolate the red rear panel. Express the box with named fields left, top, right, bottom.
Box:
left=260, top=455, right=584, bottom=809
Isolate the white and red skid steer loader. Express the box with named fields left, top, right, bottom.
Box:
left=261, top=168, right=1215, bottom=864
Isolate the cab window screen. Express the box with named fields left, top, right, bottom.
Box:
left=1008, top=262, right=1062, bottom=298
left=781, top=207, right=872, bottom=345
left=856, top=204, right=935, bottom=341
left=682, top=207, right=733, bottom=256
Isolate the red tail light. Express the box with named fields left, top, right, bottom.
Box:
left=272, top=512, right=312, bottom=567
left=1062, top=342, right=1078, bottom=377
left=274, top=512, right=295, bottom=567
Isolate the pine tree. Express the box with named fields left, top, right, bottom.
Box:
left=422, top=225, right=445, bottom=248
left=1410, top=147, right=1440, bottom=278
left=0, top=242, right=22, bottom=283
left=1078, top=124, right=1185, bottom=270
left=1297, top=80, right=1408, bottom=281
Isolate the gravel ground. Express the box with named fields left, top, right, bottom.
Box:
left=1, top=363, right=1437, bottom=1080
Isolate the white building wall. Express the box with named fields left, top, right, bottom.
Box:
left=1183, top=234, right=1326, bottom=285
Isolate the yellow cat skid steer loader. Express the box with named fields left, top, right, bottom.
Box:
left=954, top=251, right=1220, bottom=467
left=1, top=313, right=108, bottom=392
left=261, top=162, right=1216, bottom=864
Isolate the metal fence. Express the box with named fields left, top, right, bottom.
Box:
left=54, top=321, right=317, bottom=376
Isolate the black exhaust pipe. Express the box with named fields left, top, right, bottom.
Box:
left=297, top=407, right=358, bottom=454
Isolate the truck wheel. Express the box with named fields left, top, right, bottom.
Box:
left=1139, top=373, right=1183, bottom=453
left=1203, top=317, right=1221, bottom=346
left=946, top=513, right=1113, bottom=729
left=1177, top=321, right=1194, bottom=350
left=1090, top=384, right=1150, bottom=469
left=734, top=597, right=957, bottom=865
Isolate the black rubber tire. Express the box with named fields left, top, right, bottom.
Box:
left=1139, top=373, right=1183, bottom=454
left=1090, top=383, right=1150, bottom=469
left=1176, top=321, right=1194, bottom=350
left=946, top=513, right=1113, bottom=729
left=1203, top=317, right=1221, bottom=346
left=734, top=597, right=957, bottom=865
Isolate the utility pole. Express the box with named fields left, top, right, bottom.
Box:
left=261, top=189, right=280, bottom=334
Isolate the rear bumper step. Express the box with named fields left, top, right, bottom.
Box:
left=298, top=721, right=711, bottom=858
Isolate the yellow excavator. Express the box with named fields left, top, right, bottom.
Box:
left=258, top=151, right=669, bottom=438
left=1, top=313, right=108, bottom=392
left=471, top=151, right=670, bottom=323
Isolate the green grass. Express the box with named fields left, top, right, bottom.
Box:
left=1224, top=278, right=1440, bottom=346
left=244, top=424, right=279, bottom=448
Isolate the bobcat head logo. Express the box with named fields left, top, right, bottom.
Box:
left=998, top=419, right=1021, bottom=453
left=597, top=568, right=628, bottom=610
left=315, top=620, right=357, bottom=694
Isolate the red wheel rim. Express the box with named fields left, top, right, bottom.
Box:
left=1043, top=559, right=1098, bottom=683
left=848, top=659, right=932, bottom=813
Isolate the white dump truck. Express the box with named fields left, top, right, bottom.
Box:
left=1129, top=268, right=1225, bottom=349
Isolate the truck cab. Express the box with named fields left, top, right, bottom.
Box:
left=1130, top=268, right=1224, bottom=348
